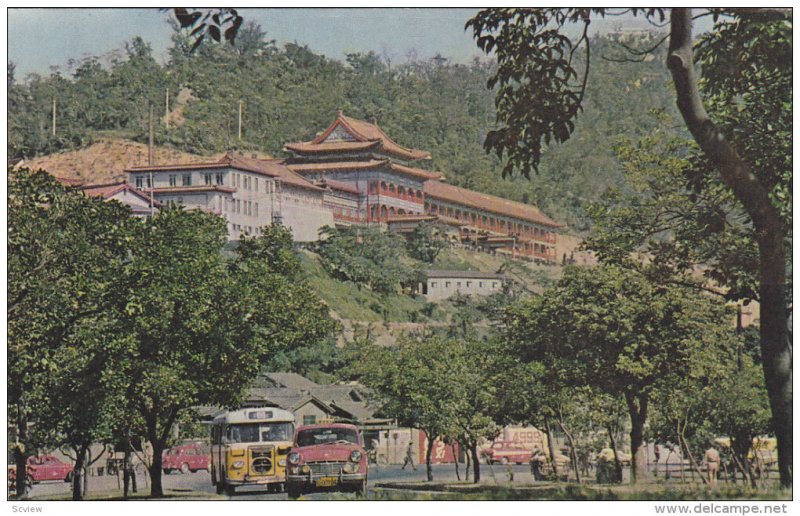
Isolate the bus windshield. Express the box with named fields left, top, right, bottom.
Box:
left=227, top=422, right=294, bottom=443
left=296, top=427, right=359, bottom=447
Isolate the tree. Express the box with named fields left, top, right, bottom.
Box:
left=405, top=221, right=449, bottom=263
left=316, top=226, right=415, bottom=294
left=7, top=168, right=134, bottom=497
left=356, top=335, right=456, bottom=481
left=117, top=210, right=332, bottom=497
left=467, top=7, right=792, bottom=486
left=503, top=265, right=737, bottom=483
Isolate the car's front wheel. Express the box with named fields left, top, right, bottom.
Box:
left=354, top=479, right=367, bottom=497
left=287, top=484, right=302, bottom=500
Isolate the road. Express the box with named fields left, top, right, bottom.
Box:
left=25, top=462, right=536, bottom=500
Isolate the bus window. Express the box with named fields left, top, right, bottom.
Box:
left=228, top=424, right=261, bottom=443
left=227, top=423, right=294, bottom=443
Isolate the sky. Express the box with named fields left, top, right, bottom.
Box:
left=8, top=8, right=692, bottom=78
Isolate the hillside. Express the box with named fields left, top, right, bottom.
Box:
left=8, top=29, right=679, bottom=232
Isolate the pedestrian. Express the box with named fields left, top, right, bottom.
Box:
left=369, top=438, right=379, bottom=465
left=402, top=442, right=417, bottom=471
left=653, top=444, right=661, bottom=478
left=506, top=462, right=514, bottom=482
left=704, top=442, right=720, bottom=488
left=530, top=447, right=545, bottom=481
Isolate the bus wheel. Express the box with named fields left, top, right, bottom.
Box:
left=210, top=467, right=217, bottom=486
left=216, top=482, right=224, bottom=495
left=225, top=484, right=236, bottom=496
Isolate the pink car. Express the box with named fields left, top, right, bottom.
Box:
left=9, top=455, right=74, bottom=484
left=162, top=443, right=210, bottom=474
left=481, top=441, right=533, bottom=465
left=286, top=424, right=368, bottom=499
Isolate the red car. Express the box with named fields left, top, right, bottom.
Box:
left=162, top=443, right=210, bottom=474
left=9, top=455, right=74, bottom=485
left=286, top=423, right=368, bottom=499
left=481, top=441, right=532, bottom=465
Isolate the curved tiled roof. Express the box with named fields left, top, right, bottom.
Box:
left=286, top=113, right=431, bottom=161
left=319, top=178, right=361, bottom=195
left=287, top=159, right=442, bottom=181
left=424, top=180, right=563, bottom=228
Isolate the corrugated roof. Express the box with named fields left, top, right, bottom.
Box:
left=77, top=181, right=161, bottom=207
left=291, top=113, right=431, bottom=161
left=424, top=180, right=563, bottom=228
left=149, top=185, right=236, bottom=194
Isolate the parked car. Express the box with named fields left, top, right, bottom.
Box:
left=162, top=443, right=210, bottom=474
left=286, top=423, right=368, bottom=499
left=9, top=455, right=74, bottom=485
left=481, top=441, right=532, bottom=465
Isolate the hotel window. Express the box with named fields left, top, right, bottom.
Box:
left=492, top=282, right=498, bottom=288
left=431, top=282, right=437, bottom=288
left=303, top=415, right=317, bottom=426
left=445, top=282, right=451, bottom=288
left=479, top=282, right=483, bottom=288
left=236, top=200, right=241, bottom=213
left=216, top=173, right=224, bottom=185
left=255, top=178, right=259, bottom=192
left=254, top=203, right=259, bottom=217
left=135, top=176, right=144, bottom=188
left=177, top=197, right=183, bottom=205
left=182, top=173, right=191, bottom=186
left=169, top=174, right=177, bottom=187
left=369, top=181, right=378, bottom=194
left=466, top=281, right=472, bottom=287
left=204, top=173, right=212, bottom=185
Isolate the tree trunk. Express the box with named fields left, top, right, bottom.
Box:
left=556, top=415, right=581, bottom=483
left=464, top=444, right=471, bottom=481
left=71, top=446, right=87, bottom=501
left=452, top=444, right=460, bottom=481
left=123, top=447, right=131, bottom=499
left=667, top=8, right=791, bottom=488
left=13, top=407, right=29, bottom=498
left=149, top=441, right=164, bottom=498
left=425, top=432, right=435, bottom=482
left=625, top=392, right=649, bottom=484
left=544, top=419, right=559, bottom=479
left=606, top=425, right=623, bottom=484
left=470, top=442, right=480, bottom=483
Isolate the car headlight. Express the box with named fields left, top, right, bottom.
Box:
left=278, top=459, right=287, bottom=467
left=288, top=452, right=301, bottom=465
left=342, top=462, right=358, bottom=474
left=350, top=450, right=362, bottom=463
left=232, top=461, right=245, bottom=469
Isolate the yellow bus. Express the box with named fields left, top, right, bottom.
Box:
left=211, top=407, right=295, bottom=495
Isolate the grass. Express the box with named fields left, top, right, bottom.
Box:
left=370, top=481, right=792, bottom=501
left=297, top=250, right=430, bottom=323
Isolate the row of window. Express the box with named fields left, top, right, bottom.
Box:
left=430, top=280, right=499, bottom=289
left=428, top=202, right=553, bottom=240
left=226, top=199, right=259, bottom=217
left=368, top=181, right=423, bottom=200
left=231, top=223, right=261, bottom=235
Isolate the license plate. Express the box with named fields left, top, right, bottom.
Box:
left=316, top=477, right=338, bottom=487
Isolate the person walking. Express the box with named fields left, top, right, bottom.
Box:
left=704, top=443, right=720, bottom=488
left=402, top=442, right=417, bottom=471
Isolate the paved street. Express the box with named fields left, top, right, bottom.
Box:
left=25, top=462, right=538, bottom=500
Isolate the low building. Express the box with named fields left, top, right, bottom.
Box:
left=421, top=270, right=507, bottom=301
left=55, top=177, right=160, bottom=216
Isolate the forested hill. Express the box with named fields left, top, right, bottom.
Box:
left=8, top=24, right=678, bottom=230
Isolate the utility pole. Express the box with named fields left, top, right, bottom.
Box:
left=238, top=100, right=243, bottom=140
left=165, top=87, right=169, bottom=127
left=148, top=102, right=154, bottom=166
left=51, top=97, right=56, bottom=136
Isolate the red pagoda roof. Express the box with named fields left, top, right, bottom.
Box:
left=285, top=112, right=431, bottom=161
left=424, top=180, right=563, bottom=228
left=287, top=159, right=442, bottom=181
left=319, top=178, right=361, bottom=195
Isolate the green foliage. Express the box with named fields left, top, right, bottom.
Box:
left=405, top=222, right=449, bottom=263
left=316, top=226, right=416, bottom=294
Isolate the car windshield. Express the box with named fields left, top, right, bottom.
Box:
left=227, top=422, right=294, bottom=443
left=296, top=427, right=359, bottom=447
